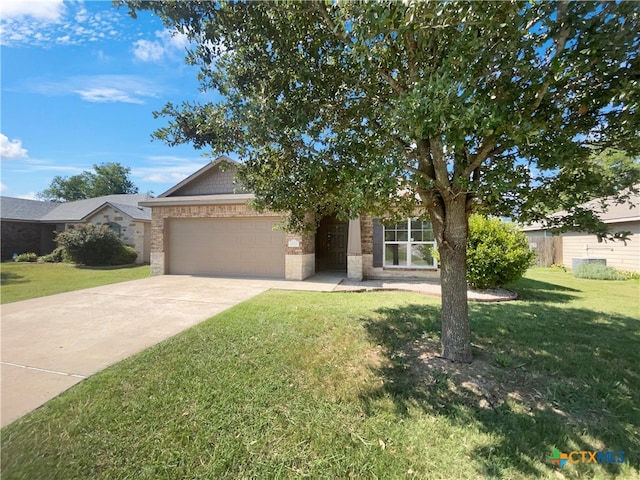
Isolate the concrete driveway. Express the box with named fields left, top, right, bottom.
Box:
left=1, top=274, right=340, bottom=427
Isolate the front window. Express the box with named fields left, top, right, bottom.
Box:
left=105, top=222, right=121, bottom=235
left=384, top=219, right=437, bottom=268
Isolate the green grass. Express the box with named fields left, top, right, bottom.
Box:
left=0, top=262, right=151, bottom=303
left=2, top=268, right=639, bottom=479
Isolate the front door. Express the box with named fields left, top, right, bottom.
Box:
left=316, top=217, right=347, bottom=271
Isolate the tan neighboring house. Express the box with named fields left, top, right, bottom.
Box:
left=140, top=156, right=441, bottom=281
left=1, top=194, right=152, bottom=263
left=522, top=189, right=640, bottom=272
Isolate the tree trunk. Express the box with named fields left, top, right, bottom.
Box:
left=433, top=195, right=472, bottom=363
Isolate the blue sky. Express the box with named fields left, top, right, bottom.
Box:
left=1, top=0, right=219, bottom=199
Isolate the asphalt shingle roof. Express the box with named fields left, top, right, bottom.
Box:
left=1, top=194, right=152, bottom=223
left=40, top=194, right=152, bottom=222
left=0, top=197, right=59, bottom=221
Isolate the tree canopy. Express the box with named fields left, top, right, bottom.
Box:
left=39, top=162, right=139, bottom=202
left=123, top=0, right=640, bottom=362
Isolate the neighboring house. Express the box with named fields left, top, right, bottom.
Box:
left=0, top=194, right=152, bottom=263
left=0, top=197, right=59, bottom=260
left=140, top=156, right=440, bottom=281
left=522, top=189, right=640, bottom=272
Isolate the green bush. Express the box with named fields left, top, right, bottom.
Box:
left=465, top=215, right=536, bottom=289
left=39, top=246, right=70, bottom=263
left=111, top=245, right=138, bottom=265
left=573, top=262, right=626, bottom=280
left=14, top=252, right=38, bottom=262
left=55, top=224, right=137, bottom=266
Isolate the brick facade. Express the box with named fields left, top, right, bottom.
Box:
left=143, top=158, right=440, bottom=280
left=360, top=215, right=374, bottom=255
left=149, top=203, right=284, bottom=253
left=148, top=202, right=311, bottom=278
left=1, top=221, right=43, bottom=259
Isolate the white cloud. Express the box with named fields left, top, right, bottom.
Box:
left=0, top=1, right=126, bottom=47
left=14, top=192, right=39, bottom=200
left=74, top=87, right=145, bottom=104
left=133, top=29, right=191, bottom=63
left=0, top=182, right=7, bottom=192
left=30, top=75, right=161, bottom=104
left=0, top=0, right=66, bottom=22
left=10, top=161, right=84, bottom=174
left=162, top=29, right=190, bottom=50
left=140, top=172, right=189, bottom=184
left=133, top=157, right=207, bottom=184
left=0, top=134, right=29, bottom=159
left=75, top=4, right=88, bottom=23
left=132, top=38, right=166, bottom=62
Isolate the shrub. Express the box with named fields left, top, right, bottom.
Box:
left=55, top=224, right=136, bottom=266
left=110, top=245, right=138, bottom=265
left=465, top=215, right=536, bottom=289
left=573, top=262, right=626, bottom=280
left=14, top=252, right=38, bottom=262
left=39, top=247, right=70, bottom=263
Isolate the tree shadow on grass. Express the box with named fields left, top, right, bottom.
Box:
left=0, top=271, right=28, bottom=286
left=505, top=277, right=581, bottom=303
left=359, top=300, right=639, bottom=478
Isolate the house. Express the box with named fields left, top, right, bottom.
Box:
left=0, top=197, right=59, bottom=260
left=140, top=157, right=441, bottom=281
left=522, top=188, right=640, bottom=272
left=0, top=194, right=152, bottom=263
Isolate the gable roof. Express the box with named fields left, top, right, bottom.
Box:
left=39, top=194, right=152, bottom=222
left=0, top=197, right=59, bottom=221
left=522, top=187, right=640, bottom=231
left=158, top=156, right=241, bottom=197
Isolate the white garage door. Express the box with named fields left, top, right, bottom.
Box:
left=168, top=218, right=286, bottom=278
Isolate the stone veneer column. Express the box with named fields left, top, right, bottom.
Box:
left=285, top=231, right=315, bottom=280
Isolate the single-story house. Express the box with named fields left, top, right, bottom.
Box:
left=1, top=194, right=152, bottom=263
left=0, top=197, right=59, bottom=260
left=140, top=156, right=441, bottom=281
left=522, top=188, right=640, bottom=272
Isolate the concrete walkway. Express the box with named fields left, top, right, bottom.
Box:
left=1, top=274, right=341, bottom=427
left=337, top=278, right=518, bottom=302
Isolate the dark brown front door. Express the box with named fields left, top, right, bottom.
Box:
left=316, top=217, right=347, bottom=271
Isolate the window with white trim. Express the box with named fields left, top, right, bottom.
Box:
left=383, top=219, right=437, bottom=268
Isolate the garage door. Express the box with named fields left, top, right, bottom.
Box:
left=168, top=218, right=286, bottom=278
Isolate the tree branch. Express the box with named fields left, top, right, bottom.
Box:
left=416, top=139, right=436, bottom=180
left=429, top=136, right=450, bottom=188
left=462, top=135, right=497, bottom=177
left=314, top=2, right=406, bottom=94
left=527, top=0, right=572, bottom=115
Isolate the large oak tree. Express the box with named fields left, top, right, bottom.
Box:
left=123, top=0, right=640, bottom=363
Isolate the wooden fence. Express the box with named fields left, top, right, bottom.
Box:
left=526, top=235, right=563, bottom=267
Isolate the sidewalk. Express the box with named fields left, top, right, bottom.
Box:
left=335, top=278, right=517, bottom=302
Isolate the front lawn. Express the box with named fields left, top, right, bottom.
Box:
left=0, top=262, right=150, bottom=304
left=2, top=268, right=638, bottom=479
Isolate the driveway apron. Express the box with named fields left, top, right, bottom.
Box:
left=0, top=275, right=306, bottom=427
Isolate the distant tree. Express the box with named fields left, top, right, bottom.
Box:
left=123, top=1, right=640, bottom=362
left=39, top=163, right=138, bottom=202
